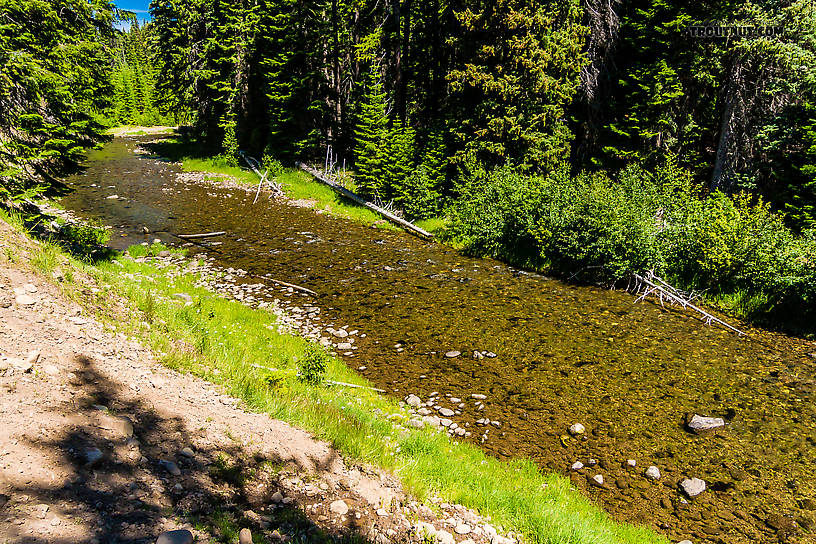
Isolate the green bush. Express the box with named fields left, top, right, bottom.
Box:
left=298, top=343, right=328, bottom=385
left=448, top=156, right=816, bottom=327
left=61, top=221, right=111, bottom=253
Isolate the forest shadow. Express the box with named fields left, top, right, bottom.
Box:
left=7, top=354, right=374, bottom=544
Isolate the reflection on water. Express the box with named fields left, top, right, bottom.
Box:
left=60, top=137, right=816, bottom=544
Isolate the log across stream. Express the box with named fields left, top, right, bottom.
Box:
left=59, top=136, right=816, bottom=544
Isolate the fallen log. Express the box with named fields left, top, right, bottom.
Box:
left=296, top=162, right=434, bottom=241
left=265, top=277, right=318, bottom=297
left=175, top=231, right=226, bottom=240
left=631, top=271, right=746, bottom=336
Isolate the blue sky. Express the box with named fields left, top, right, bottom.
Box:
left=116, top=0, right=151, bottom=21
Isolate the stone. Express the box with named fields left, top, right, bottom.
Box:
left=687, top=414, right=725, bottom=433
left=376, top=508, right=388, bottom=517
left=568, top=423, right=585, bottom=436
left=454, top=524, right=472, bottom=535
left=440, top=418, right=452, bottom=427
left=444, top=351, right=461, bottom=358
left=571, top=461, right=584, bottom=471
left=645, top=466, right=661, bottom=480
left=43, top=364, right=60, bottom=376
left=333, top=329, right=349, bottom=338
left=329, top=500, right=348, bottom=515
left=160, top=459, right=182, bottom=476
left=438, top=407, right=455, bottom=417
left=405, top=394, right=422, bottom=408
left=627, top=459, right=637, bottom=467
left=415, top=522, right=437, bottom=538
left=591, top=474, right=604, bottom=487
left=15, top=294, right=36, bottom=306
left=271, top=491, right=283, bottom=504
left=24, top=283, right=37, bottom=293
left=155, top=529, right=194, bottom=544
left=680, top=477, right=706, bottom=498
left=85, top=447, right=104, bottom=467
left=239, top=528, right=253, bottom=544
left=337, top=342, right=353, bottom=350
left=179, top=447, right=195, bottom=458
left=471, top=394, right=487, bottom=400
left=435, top=529, right=455, bottom=544
left=111, top=416, right=134, bottom=438
left=677, top=541, right=693, bottom=544
left=406, top=419, right=424, bottom=429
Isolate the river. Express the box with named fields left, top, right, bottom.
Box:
left=59, top=136, right=816, bottom=544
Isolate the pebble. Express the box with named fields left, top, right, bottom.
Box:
left=43, top=364, right=60, bottom=376
left=239, top=528, right=253, bottom=544
left=376, top=508, right=388, bottom=517
left=406, top=419, right=424, bottom=429
left=677, top=541, right=693, bottom=544
left=15, top=294, right=36, bottom=306
left=179, top=447, right=195, bottom=458
left=160, top=459, right=181, bottom=476
left=155, top=529, right=194, bottom=544
left=271, top=491, right=283, bottom=503
left=333, top=329, right=349, bottom=338
left=439, top=408, right=455, bottom=417
left=337, top=342, right=352, bottom=350
left=415, top=522, right=436, bottom=538
left=645, top=466, right=661, bottom=480
left=405, top=394, right=422, bottom=408
left=329, top=499, right=348, bottom=515
left=568, top=423, right=585, bottom=436
left=440, top=418, right=452, bottom=427
left=436, top=529, right=455, bottom=544
left=627, top=459, right=637, bottom=467
left=471, top=394, right=487, bottom=400
left=454, top=524, right=472, bottom=535
left=680, top=477, right=706, bottom=498
left=591, top=474, right=604, bottom=487
left=24, top=283, right=37, bottom=293
left=687, top=414, right=725, bottom=433
left=444, top=351, right=461, bottom=358
left=571, top=461, right=584, bottom=471
left=85, top=447, right=104, bottom=467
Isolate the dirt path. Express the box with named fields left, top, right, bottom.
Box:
left=0, top=223, right=510, bottom=544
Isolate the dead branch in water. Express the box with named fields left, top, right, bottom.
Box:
left=175, top=231, right=226, bottom=239
left=239, top=151, right=283, bottom=202
left=630, top=271, right=746, bottom=336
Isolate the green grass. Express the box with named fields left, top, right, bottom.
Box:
left=142, top=138, right=454, bottom=232
left=44, top=240, right=663, bottom=544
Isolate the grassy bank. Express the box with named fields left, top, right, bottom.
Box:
left=143, top=137, right=435, bottom=229
left=0, top=210, right=665, bottom=544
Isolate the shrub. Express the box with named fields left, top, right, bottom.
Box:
left=298, top=343, right=328, bottom=385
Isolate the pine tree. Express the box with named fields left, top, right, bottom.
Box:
left=353, top=66, right=389, bottom=198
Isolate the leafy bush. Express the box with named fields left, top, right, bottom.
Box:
left=448, top=156, right=816, bottom=327
left=298, top=343, right=328, bottom=385
left=61, top=221, right=111, bottom=254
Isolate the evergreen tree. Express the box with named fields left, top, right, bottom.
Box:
left=353, top=66, right=389, bottom=198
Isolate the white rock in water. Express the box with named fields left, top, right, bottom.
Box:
left=444, top=351, right=461, bottom=358
left=405, top=394, right=422, bottom=408
left=569, top=423, right=585, bottom=436
left=688, top=414, right=725, bottom=433
left=678, top=541, right=693, bottom=544
left=680, top=477, right=706, bottom=498
left=591, top=474, right=604, bottom=486
left=627, top=459, right=637, bottom=467
left=438, top=407, right=455, bottom=417
left=571, top=461, right=584, bottom=471
left=645, top=466, right=661, bottom=480
left=471, top=394, right=487, bottom=400
left=440, top=418, right=452, bottom=427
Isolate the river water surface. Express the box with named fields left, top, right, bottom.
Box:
left=60, top=136, right=816, bottom=544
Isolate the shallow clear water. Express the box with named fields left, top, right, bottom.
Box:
left=60, top=137, right=816, bottom=544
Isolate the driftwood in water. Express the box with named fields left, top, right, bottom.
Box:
left=266, top=277, right=318, bottom=297
left=631, top=271, right=746, bottom=336
left=296, top=162, right=434, bottom=241
left=175, top=231, right=226, bottom=240
left=239, top=151, right=283, bottom=203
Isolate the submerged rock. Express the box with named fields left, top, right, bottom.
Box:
left=687, top=414, right=725, bottom=433
left=568, top=423, right=585, bottom=436
left=680, top=477, right=706, bottom=498
left=645, top=466, right=661, bottom=480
